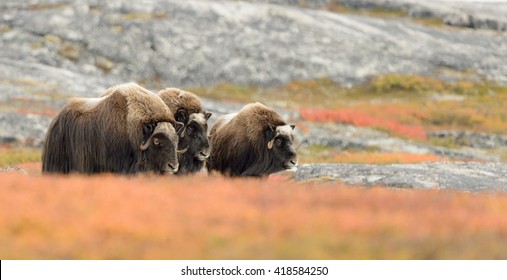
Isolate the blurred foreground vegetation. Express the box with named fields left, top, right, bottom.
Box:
left=1, top=173, right=507, bottom=259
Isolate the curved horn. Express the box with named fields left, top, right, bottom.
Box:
left=267, top=138, right=274, bottom=150
left=180, top=126, right=186, bottom=138
left=174, top=121, right=185, bottom=138
left=177, top=146, right=189, bottom=154
left=140, top=140, right=151, bottom=151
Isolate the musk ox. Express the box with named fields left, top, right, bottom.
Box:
left=42, top=83, right=184, bottom=174
left=158, top=88, right=212, bottom=175
left=207, top=102, right=298, bottom=177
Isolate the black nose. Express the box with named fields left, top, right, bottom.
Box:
left=168, top=163, right=179, bottom=172
left=288, top=146, right=297, bottom=157
left=290, top=160, right=297, bottom=165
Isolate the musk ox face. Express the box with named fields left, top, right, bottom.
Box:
left=172, top=110, right=212, bottom=175
left=266, top=124, right=298, bottom=171
left=175, top=109, right=212, bottom=161
left=140, top=122, right=182, bottom=174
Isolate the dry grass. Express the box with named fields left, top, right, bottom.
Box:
left=325, top=3, right=447, bottom=28
left=370, top=74, right=445, bottom=93
left=1, top=173, right=507, bottom=259
left=326, top=3, right=407, bottom=19
left=122, top=13, right=168, bottom=21
left=29, top=3, right=69, bottom=10
left=299, top=146, right=447, bottom=164
left=0, top=148, right=41, bottom=167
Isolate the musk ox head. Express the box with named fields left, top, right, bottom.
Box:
left=139, top=121, right=185, bottom=174
left=175, top=110, right=212, bottom=161
left=158, top=88, right=212, bottom=174
left=171, top=110, right=212, bottom=175
left=207, top=102, right=298, bottom=177
left=265, top=124, right=298, bottom=171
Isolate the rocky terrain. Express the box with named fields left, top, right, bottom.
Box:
left=1, top=0, right=507, bottom=192
left=259, top=0, right=507, bottom=31
left=294, top=161, right=507, bottom=192
left=1, top=0, right=506, bottom=87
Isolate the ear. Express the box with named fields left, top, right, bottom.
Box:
left=290, top=124, right=295, bottom=130
left=174, top=109, right=188, bottom=124
left=204, top=112, right=212, bottom=120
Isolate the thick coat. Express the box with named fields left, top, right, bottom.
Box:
left=158, top=88, right=212, bottom=175
left=207, top=102, right=298, bottom=177
left=42, top=83, right=182, bottom=174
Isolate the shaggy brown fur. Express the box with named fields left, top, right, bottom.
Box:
left=158, top=88, right=206, bottom=119
left=207, top=102, right=298, bottom=177
left=42, top=83, right=181, bottom=174
left=158, top=88, right=212, bottom=175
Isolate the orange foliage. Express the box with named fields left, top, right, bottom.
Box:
left=300, top=108, right=427, bottom=140
left=1, top=173, right=507, bottom=259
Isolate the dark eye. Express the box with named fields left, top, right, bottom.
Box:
left=275, top=138, right=282, bottom=146
left=187, top=125, right=198, bottom=137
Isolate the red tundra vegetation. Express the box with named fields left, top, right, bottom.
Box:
left=299, top=108, right=427, bottom=141
left=1, top=173, right=507, bottom=259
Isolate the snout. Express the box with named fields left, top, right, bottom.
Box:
left=196, top=151, right=210, bottom=161
left=195, top=147, right=210, bottom=161
left=284, top=156, right=298, bottom=171
left=284, top=146, right=298, bottom=171
left=163, top=162, right=179, bottom=174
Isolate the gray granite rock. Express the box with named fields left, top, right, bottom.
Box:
left=428, top=131, right=507, bottom=149
left=1, top=0, right=506, bottom=88
left=0, top=112, right=53, bottom=147
left=0, top=166, right=28, bottom=175
left=256, top=0, right=507, bottom=32
left=294, top=162, right=507, bottom=192
left=300, top=123, right=500, bottom=162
